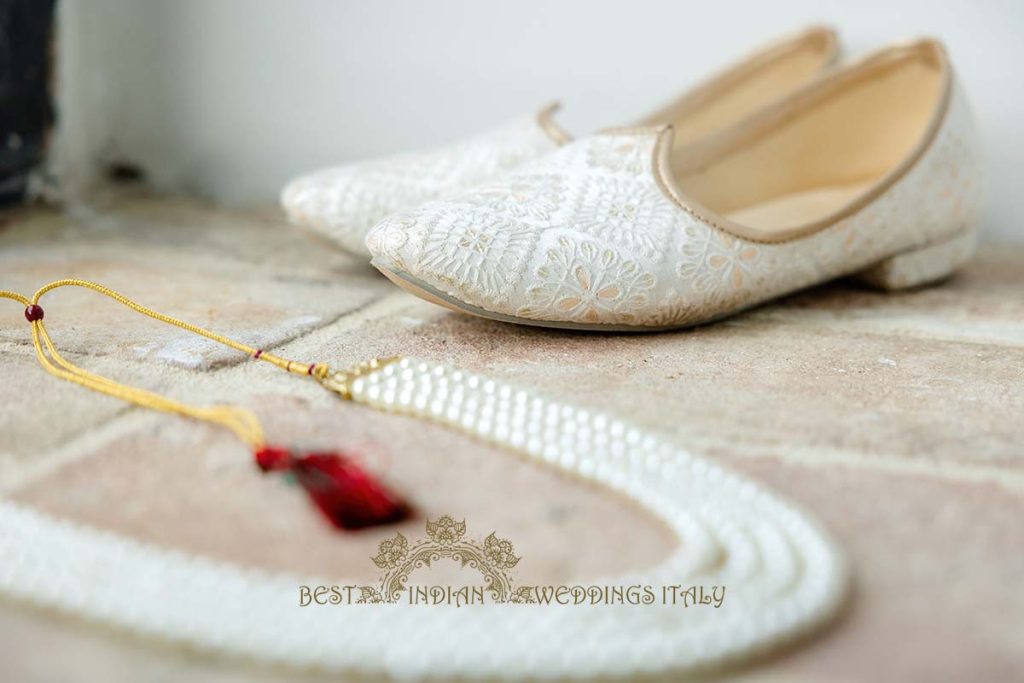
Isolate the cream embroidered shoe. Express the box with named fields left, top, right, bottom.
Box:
left=282, top=27, right=839, bottom=256
left=366, top=39, right=982, bottom=330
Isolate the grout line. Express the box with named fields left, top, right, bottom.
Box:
left=4, top=285, right=1021, bottom=498
left=681, top=432, right=1024, bottom=494
left=0, top=291, right=421, bottom=492
left=261, top=289, right=426, bottom=354
left=0, top=288, right=397, bottom=371
left=0, top=407, right=149, bottom=494
left=198, top=294, right=395, bottom=374
left=735, top=310, right=1024, bottom=349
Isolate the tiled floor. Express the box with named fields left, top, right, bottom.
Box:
left=1, top=195, right=1022, bottom=681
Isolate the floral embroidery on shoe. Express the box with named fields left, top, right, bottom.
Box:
left=365, top=214, right=417, bottom=271
left=585, top=136, right=649, bottom=175
left=642, top=288, right=700, bottom=328
left=283, top=113, right=560, bottom=257
left=416, top=209, right=538, bottom=307
left=461, top=174, right=567, bottom=223
left=679, top=227, right=761, bottom=293
left=707, top=233, right=761, bottom=289
left=572, top=177, right=675, bottom=260
left=518, top=237, right=655, bottom=325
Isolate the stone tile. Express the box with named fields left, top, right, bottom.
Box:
left=0, top=343, right=128, bottom=479
left=0, top=197, right=389, bottom=369
left=311, top=295, right=1024, bottom=474
left=1, top=193, right=373, bottom=282
left=0, top=603, right=335, bottom=683
left=719, top=459, right=1024, bottom=682
left=10, top=395, right=675, bottom=583
left=744, top=242, right=1024, bottom=347
left=0, top=295, right=413, bottom=464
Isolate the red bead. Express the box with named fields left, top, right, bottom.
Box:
left=24, top=304, right=44, bottom=322
left=292, top=451, right=411, bottom=530
left=254, top=446, right=293, bottom=472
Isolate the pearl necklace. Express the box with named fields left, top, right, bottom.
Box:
left=0, top=355, right=847, bottom=678
left=0, top=281, right=847, bottom=678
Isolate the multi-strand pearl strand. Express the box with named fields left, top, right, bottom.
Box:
left=0, top=357, right=846, bottom=679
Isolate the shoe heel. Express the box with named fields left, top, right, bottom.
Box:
left=853, top=230, right=977, bottom=290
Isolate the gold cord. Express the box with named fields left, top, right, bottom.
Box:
left=1, top=279, right=332, bottom=449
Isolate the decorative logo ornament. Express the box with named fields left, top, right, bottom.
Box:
left=358, top=516, right=533, bottom=603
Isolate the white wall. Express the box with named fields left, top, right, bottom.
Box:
left=57, top=0, right=1023, bottom=239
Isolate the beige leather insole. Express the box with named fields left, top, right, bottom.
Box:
left=670, top=42, right=833, bottom=148
left=725, top=180, right=873, bottom=231
left=677, top=45, right=946, bottom=237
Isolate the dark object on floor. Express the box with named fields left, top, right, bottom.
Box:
left=106, top=161, right=147, bottom=184
left=0, top=0, right=55, bottom=207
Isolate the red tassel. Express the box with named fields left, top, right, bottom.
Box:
left=254, top=446, right=411, bottom=530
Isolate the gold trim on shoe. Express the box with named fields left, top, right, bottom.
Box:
left=536, top=101, right=573, bottom=146
left=653, top=39, right=954, bottom=244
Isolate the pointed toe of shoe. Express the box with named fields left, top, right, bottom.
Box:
left=365, top=213, right=421, bottom=277
left=280, top=166, right=386, bottom=257
left=366, top=203, right=544, bottom=320
left=280, top=173, right=320, bottom=225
